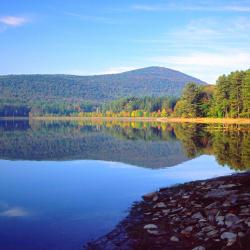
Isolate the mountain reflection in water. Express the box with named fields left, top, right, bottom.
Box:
left=0, top=119, right=249, bottom=170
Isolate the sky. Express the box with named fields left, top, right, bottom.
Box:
left=1, top=0, right=250, bottom=83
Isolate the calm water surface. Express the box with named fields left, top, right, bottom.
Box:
left=0, top=120, right=249, bottom=250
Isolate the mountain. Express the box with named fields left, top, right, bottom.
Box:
left=0, top=66, right=206, bottom=115
left=0, top=120, right=190, bottom=169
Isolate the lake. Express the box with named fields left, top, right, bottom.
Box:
left=0, top=119, right=249, bottom=250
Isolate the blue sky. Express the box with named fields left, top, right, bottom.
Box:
left=1, top=0, right=250, bottom=82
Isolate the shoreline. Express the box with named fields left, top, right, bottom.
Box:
left=1, top=116, right=250, bottom=124
left=85, top=172, right=250, bottom=250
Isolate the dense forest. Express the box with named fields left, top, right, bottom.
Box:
left=0, top=68, right=249, bottom=118
left=174, top=69, right=250, bottom=118
left=88, top=69, right=249, bottom=118
left=0, top=67, right=205, bottom=116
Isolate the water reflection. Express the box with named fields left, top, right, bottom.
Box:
left=0, top=120, right=250, bottom=170
left=0, top=119, right=247, bottom=249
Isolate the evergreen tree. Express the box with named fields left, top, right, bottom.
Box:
left=242, top=70, right=250, bottom=118
left=229, top=71, right=245, bottom=118
left=212, top=75, right=230, bottom=117
left=174, top=83, right=201, bottom=117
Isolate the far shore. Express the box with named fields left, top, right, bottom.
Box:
left=1, top=116, right=250, bottom=124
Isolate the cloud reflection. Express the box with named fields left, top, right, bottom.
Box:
left=0, top=203, right=30, bottom=217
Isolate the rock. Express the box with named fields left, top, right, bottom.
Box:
left=208, top=215, right=214, bottom=223
left=147, top=229, right=159, bottom=235
left=202, top=226, right=215, bottom=232
left=162, top=209, right=170, bottom=215
left=171, top=207, right=183, bottom=213
left=194, top=204, right=202, bottom=208
left=192, top=212, right=204, bottom=220
left=170, top=236, right=179, bottom=242
left=224, top=213, right=240, bottom=227
left=152, top=195, right=158, bottom=202
left=143, top=224, right=158, bottom=230
left=221, top=232, right=237, bottom=240
left=153, top=202, right=166, bottom=208
left=244, top=218, right=250, bottom=227
left=204, top=189, right=237, bottom=198
left=238, top=232, right=245, bottom=237
left=222, top=201, right=231, bottom=207
left=181, top=226, right=193, bottom=235
left=228, top=195, right=237, bottom=204
left=205, top=202, right=218, bottom=209
left=207, top=230, right=218, bottom=237
left=192, top=246, right=205, bottom=250
left=227, top=239, right=236, bottom=246
left=216, top=215, right=224, bottom=226
left=143, top=192, right=157, bottom=201
left=219, top=184, right=238, bottom=189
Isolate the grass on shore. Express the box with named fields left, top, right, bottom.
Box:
left=1, top=116, right=250, bottom=124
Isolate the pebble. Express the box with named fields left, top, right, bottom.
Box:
left=224, top=213, right=239, bottom=227
left=170, top=236, right=179, bottom=242
left=181, top=226, right=193, bottom=234
left=192, top=246, right=205, bottom=250
left=143, top=224, right=158, bottom=230
left=153, top=202, right=166, bottom=208
left=192, top=212, right=204, bottom=220
left=221, top=232, right=237, bottom=240
left=143, top=192, right=157, bottom=201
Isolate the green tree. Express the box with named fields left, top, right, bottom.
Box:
left=242, top=70, right=250, bottom=118
left=174, top=83, right=201, bottom=117
left=229, top=71, right=245, bottom=118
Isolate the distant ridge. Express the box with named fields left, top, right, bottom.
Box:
left=0, top=66, right=206, bottom=106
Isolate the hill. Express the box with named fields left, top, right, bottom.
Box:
left=0, top=66, right=206, bottom=116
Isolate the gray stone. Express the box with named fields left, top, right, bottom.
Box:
left=192, top=212, right=204, bottom=220
left=162, top=209, right=170, bottom=215
left=244, top=217, right=250, bottom=227
left=207, top=230, right=218, bottom=237
left=219, top=184, right=238, bottom=189
left=202, top=226, right=215, bottom=232
left=205, top=202, right=218, bottom=209
left=225, top=213, right=240, bottom=227
left=181, top=226, right=193, bottom=234
left=238, top=232, right=245, bottom=237
left=153, top=202, right=167, bottom=208
left=152, top=195, right=158, bottom=202
left=192, top=246, right=205, bottom=250
left=221, top=232, right=237, bottom=240
left=170, top=236, right=179, bottom=242
left=216, top=215, right=224, bottom=225
left=147, top=229, right=159, bottom=235
left=204, top=189, right=237, bottom=198
left=143, top=192, right=157, bottom=200
left=143, top=224, right=158, bottom=230
left=171, top=207, right=183, bottom=213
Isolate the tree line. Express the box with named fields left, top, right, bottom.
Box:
left=99, top=69, right=250, bottom=118
left=0, top=69, right=249, bottom=118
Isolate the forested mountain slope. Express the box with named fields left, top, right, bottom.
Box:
left=0, top=67, right=206, bottom=115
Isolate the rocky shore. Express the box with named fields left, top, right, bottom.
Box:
left=85, top=172, right=250, bottom=250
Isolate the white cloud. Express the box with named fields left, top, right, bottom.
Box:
left=0, top=16, right=29, bottom=27
left=65, top=66, right=139, bottom=76
left=149, top=51, right=250, bottom=83
left=101, top=66, right=139, bottom=74
left=130, top=17, right=250, bottom=82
